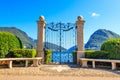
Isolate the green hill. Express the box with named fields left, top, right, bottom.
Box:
left=85, top=29, right=120, bottom=50
left=0, top=27, right=35, bottom=48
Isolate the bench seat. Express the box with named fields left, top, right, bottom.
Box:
left=79, top=58, right=120, bottom=70
left=0, top=57, right=42, bottom=68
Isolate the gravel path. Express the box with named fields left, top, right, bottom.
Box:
left=1, top=75, right=120, bottom=80
left=0, top=64, right=120, bottom=80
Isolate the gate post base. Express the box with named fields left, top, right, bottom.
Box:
left=77, top=51, right=85, bottom=64
left=37, top=51, right=44, bottom=64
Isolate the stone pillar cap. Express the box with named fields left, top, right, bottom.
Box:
left=37, top=15, right=46, bottom=27
left=76, top=15, right=85, bottom=25
left=77, top=15, right=84, bottom=21
left=39, top=15, right=45, bottom=21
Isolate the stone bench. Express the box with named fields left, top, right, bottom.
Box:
left=0, top=57, right=42, bottom=68
left=79, top=58, right=120, bottom=70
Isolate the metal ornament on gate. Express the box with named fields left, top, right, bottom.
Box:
left=45, top=22, right=77, bottom=64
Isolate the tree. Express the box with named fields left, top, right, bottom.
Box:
left=101, top=38, right=120, bottom=59
left=0, top=32, right=23, bottom=58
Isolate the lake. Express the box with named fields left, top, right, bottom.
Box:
left=52, top=51, right=73, bottom=63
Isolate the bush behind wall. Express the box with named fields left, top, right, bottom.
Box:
left=85, top=50, right=109, bottom=59
left=44, top=49, right=52, bottom=64
left=6, top=49, right=36, bottom=58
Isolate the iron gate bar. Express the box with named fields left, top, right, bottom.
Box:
left=45, top=22, right=77, bottom=64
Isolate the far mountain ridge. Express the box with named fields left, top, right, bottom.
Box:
left=85, top=29, right=120, bottom=50
left=1, top=27, right=120, bottom=51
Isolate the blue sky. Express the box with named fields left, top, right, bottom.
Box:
left=0, top=0, right=120, bottom=43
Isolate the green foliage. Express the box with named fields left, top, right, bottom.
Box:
left=101, top=38, right=120, bottom=59
left=0, top=32, right=24, bottom=58
left=44, top=49, right=52, bottom=64
left=85, top=50, right=109, bottom=59
left=72, top=51, right=77, bottom=64
left=0, top=27, right=35, bottom=49
left=6, top=49, right=36, bottom=58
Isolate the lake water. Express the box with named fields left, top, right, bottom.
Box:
left=52, top=51, right=73, bottom=63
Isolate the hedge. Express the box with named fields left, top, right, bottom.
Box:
left=44, top=49, right=52, bottom=64
left=101, top=38, right=120, bottom=60
left=0, top=32, right=23, bottom=58
left=72, top=51, right=77, bottom=64
left=6, top=49, right=36, bottom=58
left=85, top=50, right=109, bottom=59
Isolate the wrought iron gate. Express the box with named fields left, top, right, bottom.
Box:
left=44, top=22, right=77, bottom=64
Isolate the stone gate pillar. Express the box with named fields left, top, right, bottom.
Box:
left=76, top=16, right=85, bottom=64
left=37, top=16, right=46, bottom=60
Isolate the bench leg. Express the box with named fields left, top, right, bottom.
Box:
left=92, top=61, right=95, bottom=68
left=33, top=59, right=39, bottom=67
left=38, top=59, right=42, bottom=65
left=112, top=62, right=116, bottom=70
left=25, top=60, right=29, bottom=67
left=8, top=60, right=12, bottom=69
left=81, top=60, right=88, bottom=68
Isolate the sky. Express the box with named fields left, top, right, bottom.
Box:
left=0, top=0, right=120, bottom=43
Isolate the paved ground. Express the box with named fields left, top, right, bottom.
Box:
left=0, top=64, right=120, bottom=80
left=1, top=75, right=120, bottom=80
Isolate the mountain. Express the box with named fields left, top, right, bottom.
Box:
left=1, top=27, right=119, bottom=51
left=34, top=41, right=67, bottom=51
left=44, top=42, right=67, bottom=51
left=0, top=27, right=35, bottom=48
left=67, top=46, right=77, bottom=52
left=85, top=29, right=120, bottom=50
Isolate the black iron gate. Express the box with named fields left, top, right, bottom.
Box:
left=45, top=22, right=77, bottom=64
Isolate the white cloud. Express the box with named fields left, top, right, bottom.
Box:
left=91, top=12, right=100, bottom=17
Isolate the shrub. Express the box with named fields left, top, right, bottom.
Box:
left=44, top=49, right=52, bottom=64
left=0, top=32, right=23, bottom=58
left=101, top=38, right=120, bottom=59
left=72, top=51, right=77, bottom=64
left=85, top=50, right=109, bottom=59
left=6, top=49, right=36, bottom=58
